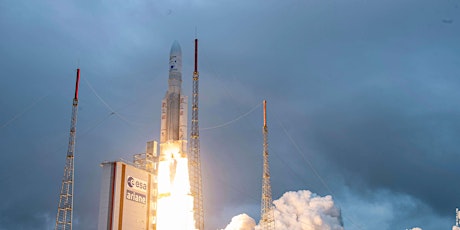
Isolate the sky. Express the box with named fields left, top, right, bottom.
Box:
left=1, top=0, right=460, bottom=229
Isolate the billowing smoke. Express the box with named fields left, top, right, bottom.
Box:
left=223, top=190, right=344, bottom=230
left=410, top=228, right=422, bottom=230
left=222, top=214, right=256, bottom=230
left=452, top=226, right=460, bottom=230
left=272, top=190, right=343, bottom=230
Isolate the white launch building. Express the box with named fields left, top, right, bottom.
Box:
left=97, top=141, right=158, bottom=230
left=98, top=41, right=196, bottom=230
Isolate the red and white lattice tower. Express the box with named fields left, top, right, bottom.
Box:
left=260, top=100, right=275, bottom=230
left=55, top=69, right=80, bottom=230
left=456, top=208, right=459, bottom=227
left=189, top=38, right=204, bottom=230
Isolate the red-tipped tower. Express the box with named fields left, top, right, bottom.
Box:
left=261, top=100, right=274, bottom=230
left=190, top=38, right=204, bottom=230
left=55, top=68, right=80, bottom=230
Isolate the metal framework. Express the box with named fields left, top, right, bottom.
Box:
left=260, top=100, right=275, bottom=230
left=456, top=208, right=459, bottom=227
left=55, top=69, right=80, bottom=230
left=189, top=38, right=204, bottom=230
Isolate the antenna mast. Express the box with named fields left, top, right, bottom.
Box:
left=261, top=100, right=275, bottom=230
left=456, top=208, right=459, bottom=227
left=189, top=38, right=204, bottom=230
left=55, top=69, right=80, bottom=230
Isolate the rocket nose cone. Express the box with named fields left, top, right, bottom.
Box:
left=170, top=40, right=181, bottom=56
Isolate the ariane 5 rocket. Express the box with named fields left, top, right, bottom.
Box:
left=156, top=41, right=196, bottom=230
left=160, top=41, right=188, bottom=159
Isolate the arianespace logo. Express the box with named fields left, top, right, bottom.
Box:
left=127, top=176, right=147, bottom=192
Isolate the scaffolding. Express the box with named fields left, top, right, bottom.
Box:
left=133, top=141, right=159, bottom=230
left=133, top=141, right=158, bottom=174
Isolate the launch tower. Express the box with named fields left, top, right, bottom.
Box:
left=55, top=69, right=80, bottom=230
left=260, top=100, right=275, bottom=230
left=189, top=38, right=204, bottom=230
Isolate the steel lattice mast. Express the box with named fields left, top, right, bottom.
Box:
left=456, top=208, right=460, bottom=227
left=55, top=69, right=80, bottom=230
left=260, top=100, right=275, bottom=230
left=189, top=38, right=204, bottom=230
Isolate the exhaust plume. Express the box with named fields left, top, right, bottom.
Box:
left=223, top=214, right=256, bottom=230
left=223, top=190, right=343, bottom=230
left=272, top=190, right=343, bottom=230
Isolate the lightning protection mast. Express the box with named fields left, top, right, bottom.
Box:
left=260, top=100, right=275, bottom=230
left=189, top=38, right=204, bottom=230
left=55, top=68, right=80, bottom=230
left=456, top=208, right=460, bottom=227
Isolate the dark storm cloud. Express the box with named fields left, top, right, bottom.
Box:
left=1, top=0, right=459, bottom=229
left=197, top=1, right=460, bottom=228
left=308, top=79, right=460, bottom=213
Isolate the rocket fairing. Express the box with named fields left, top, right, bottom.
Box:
left=160, top=41, right=188, bottom=157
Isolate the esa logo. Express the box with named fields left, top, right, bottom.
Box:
left=127, top=176, right=147, bottom=192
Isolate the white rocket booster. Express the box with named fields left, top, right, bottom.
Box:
left=160, top=40, right=188, bottom=157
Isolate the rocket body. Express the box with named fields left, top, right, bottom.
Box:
left=160, top=41, right=188, bottom=155
left=157, top=41, right=195, bottom=230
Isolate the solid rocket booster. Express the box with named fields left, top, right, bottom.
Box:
left=160, top=41, right=188, bottom=153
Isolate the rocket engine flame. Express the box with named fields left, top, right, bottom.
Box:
left=156, top=143, right=196, bottom=230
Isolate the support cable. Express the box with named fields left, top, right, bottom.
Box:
left=0, top=94, right=49, bottom=130
left=201, top=102, right=262, bottom=131
left=272, top=112, right=363, bottom=229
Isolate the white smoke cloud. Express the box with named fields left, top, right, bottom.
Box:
left=223, top=190, right=343, bottom=230
left=222, top=213, right=256, bottom=230
left=273, top=190, right=343, bottom=230
left=410, top=228, right=422, bottom=230
left=452, top=226, right=460, bottom=230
